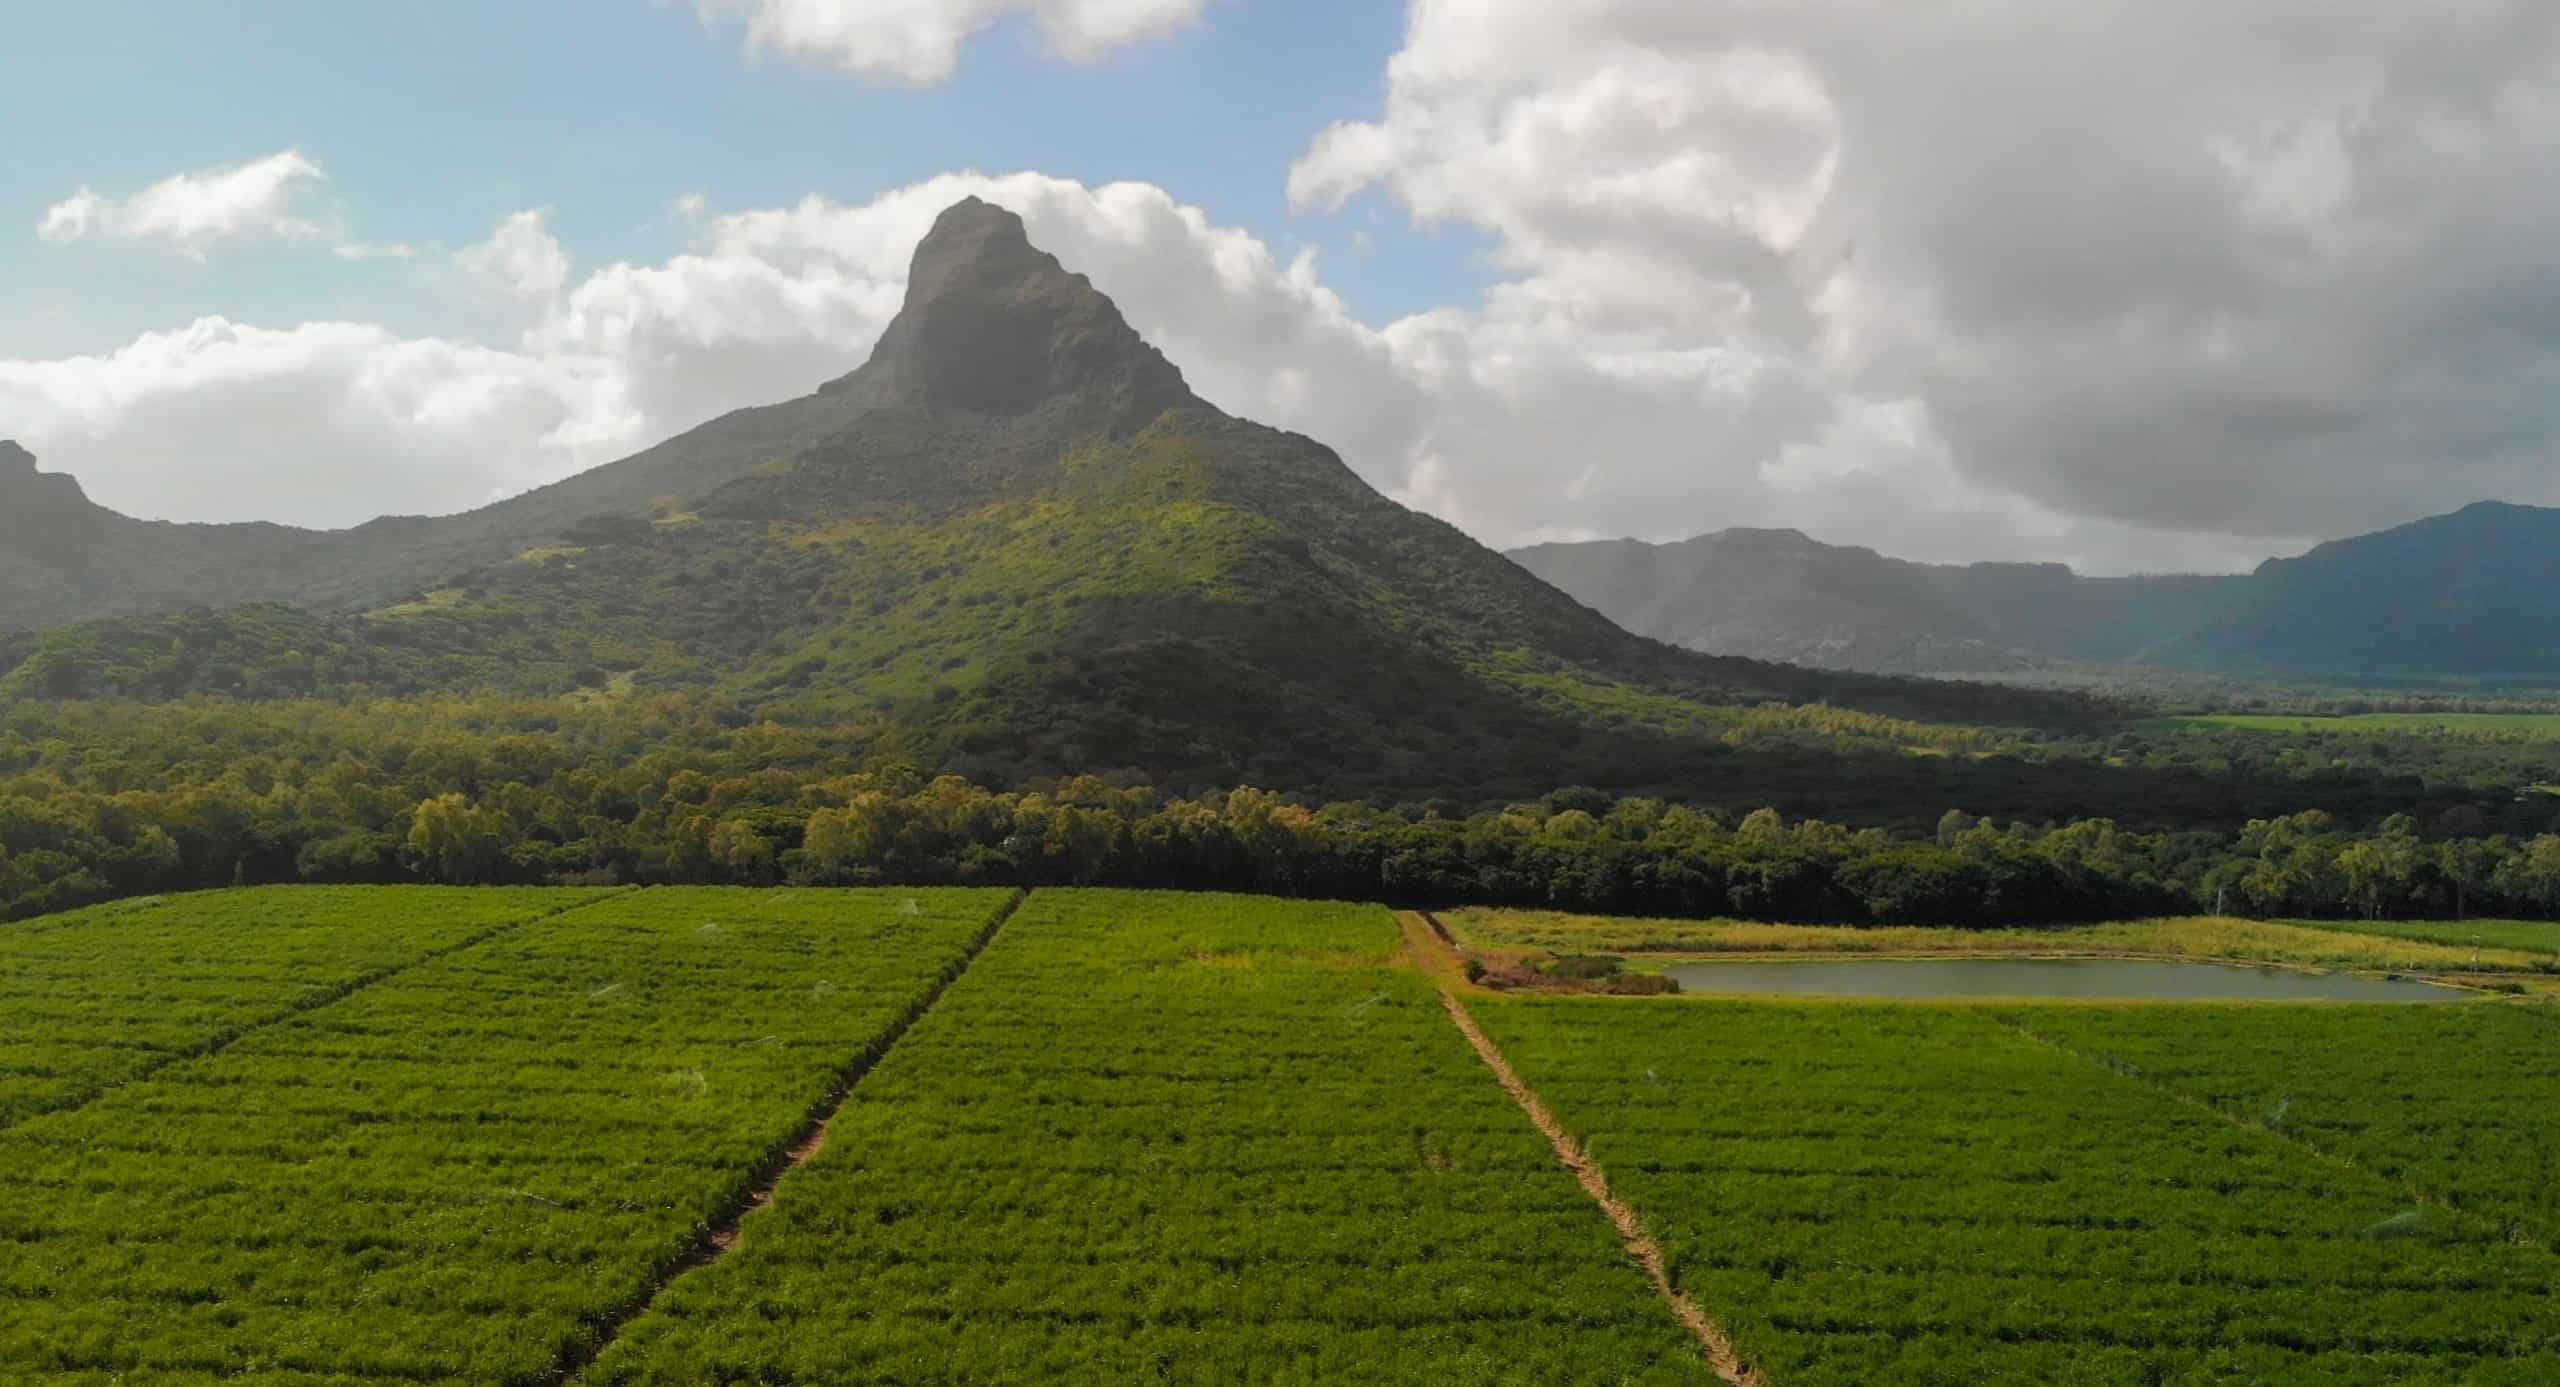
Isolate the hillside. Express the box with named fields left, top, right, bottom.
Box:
left=0, top=200, right=2102, bottom=795
left=2154, top=501, right=2560, bottom=681
left=1510, top=529, right=2232, bottom=675
left=1515, top=504, right=2560, bottom=685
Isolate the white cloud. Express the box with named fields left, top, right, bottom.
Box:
left=0, top=177, right=1393, bottom=529
left=1288, top=0, right=2560, bottom=567
left=37, top=151, right=329, bottom=260
left=18, top=0, right=2560, bottom=589
left=697, top=0, right=1206, bottom=83
left=0, top=168, right=2337, bottom=571
left=0, top=318, right=622, bottom=525
left=457, top=211, right=572, bottom=301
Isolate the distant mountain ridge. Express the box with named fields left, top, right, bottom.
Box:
left=0, top=199, right=2097, bottom=797
left=1512, top=504, right=2560, bottom=684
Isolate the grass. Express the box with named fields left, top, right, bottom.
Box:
left=1442, top=907, right=2554, bottom=975
left=2160, top=712, right=2560, bottom=738
left=1476, top=997, right=2560, bottom=1383
left=13, top=884, right=2560, bottom=1382
left=2293, top=916, right=2560, bottom=956
left=584, top=889, right=1706, bottom=1384
left=0, top=886, right=1013, bottom=1381
left=0, top=885, right=602, bottom=1125
left=2014, top=1005, right=2560, bottom=1245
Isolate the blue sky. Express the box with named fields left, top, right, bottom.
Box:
left=0, top=0, right=1487, bottom=359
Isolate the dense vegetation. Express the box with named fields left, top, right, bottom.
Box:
left=4, top=688, right=2559, bottom=927
left=591, top=890, right=1702, bottom=1383
left=1477, top=998, right=2560, bottom=1383
left=0, top=887, right=1012, bottom=1381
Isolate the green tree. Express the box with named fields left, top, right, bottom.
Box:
left=406, top=793, right=500, bottom=884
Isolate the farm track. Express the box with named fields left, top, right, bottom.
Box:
left=1402, top=911, right=1759, bottom=1385
left=545, top=886, right=1031, bottom=1384
left=0, top=886, right=635, bottom=1135
left=1996, top=1014, right=2555, bottom=1255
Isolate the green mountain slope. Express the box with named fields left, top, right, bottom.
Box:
left=2154, top=501, right=2560, bottom=681
left=0, top=201, right=2104, bottom=793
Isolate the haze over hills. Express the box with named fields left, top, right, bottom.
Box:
left=1513, top=505, right=2560, bottom=685
left=0, top=199, right=2094, bottom=795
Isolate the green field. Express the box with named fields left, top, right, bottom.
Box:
left=2163, top=711, right=2560, bottom=738
left=2296, top=916, right=2560, bottom=957
left=1476, top=998, right=2560, bottom=1383
left=0, top=886, right=606, bottom=1127
left=7, top=886, right=2560, bottom=1383
left=2014, top=1005, right=2560, bottom=1246
left=589, top=890, right=1699, bottom=1384
left=0, top=886, right=1014, bottom=1381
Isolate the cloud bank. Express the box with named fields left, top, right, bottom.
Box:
left=9, top=2, right=2560, bottom=575
left=1293, top=0, right=2560, bottom=565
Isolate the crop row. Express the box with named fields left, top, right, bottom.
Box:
left=2013, top=1003, right=2560, bottom=1249
left=0, top=885, right=602, bottom=1127
left=586, top=889, right=1708, bottom=1384
left=1474, top=999, right=2560, bottom=1385
left=0, top=886, right=1013, bottom=1384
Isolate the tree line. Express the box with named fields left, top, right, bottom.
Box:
left=9, top=732, right=2560, bottom=926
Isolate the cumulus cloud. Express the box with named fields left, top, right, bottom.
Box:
left=697, top=0, right=1206, bottom=83
left=457, top=211, right=572, bottom=301
left=1291, top=0, right=2560, bottom=569
left=17, top=0, right=2560, bottom=583
left=0, top=318, right=620, bottom=525
left=37, top=151, right=329, bottom=259
left=0, top=177, right=1401, bottom=529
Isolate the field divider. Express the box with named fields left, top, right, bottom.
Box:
left=1994, top=1014, right=2552, bottom=1255
left=1431, top=982, right=1764, bottom=1386
left=0, top=885, right=636, bottom=1135
left=544, top=885, right=1033, bottom=1385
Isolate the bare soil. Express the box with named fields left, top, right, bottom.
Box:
left=1436, top=988, right=1764, bottom=1386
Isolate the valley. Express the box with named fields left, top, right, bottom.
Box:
left=16, top=2, right=2560, bottom=1380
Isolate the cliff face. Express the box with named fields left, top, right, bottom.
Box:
left=0, top=441, right=109, bottom=573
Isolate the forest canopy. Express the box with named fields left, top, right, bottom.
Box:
left=5, top=692, right=2556, bottom=926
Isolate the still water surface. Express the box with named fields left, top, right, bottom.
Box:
left=1661, top=958, right=2468, bottom=1002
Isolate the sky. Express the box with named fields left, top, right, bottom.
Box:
left=4, top=1, right=2557, bottom=576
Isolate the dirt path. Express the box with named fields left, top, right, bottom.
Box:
left=1395, top=909, right=1475, bottom=989
left=0, top=886, right=637, bottom=1135
left=1436, top=989, right=1764, bottom=1386
left=545, top=886, right=1030, bottom=1383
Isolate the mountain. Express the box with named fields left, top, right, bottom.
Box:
left=0, top=199, right=2098, bottom=795
left=1516, top=501, right=2560, bottom=685
left=1510, top=529, right=2234, bottom=676
left=2154, top=501, right=2560, bottom=681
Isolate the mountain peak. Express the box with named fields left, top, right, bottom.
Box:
left=844, top=197, right=1196, bottom=431
left=0, top=442, right=86, bottom=503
